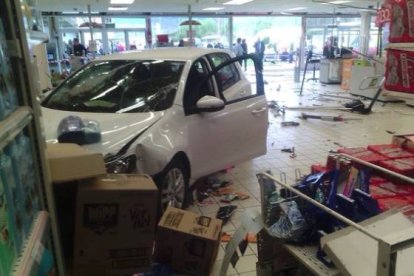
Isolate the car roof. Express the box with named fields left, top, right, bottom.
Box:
left=96, top=47, right=232, bottom=62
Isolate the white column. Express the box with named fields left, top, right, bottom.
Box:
left=360, top=11, right=371, bottom=58
left=229, top=16, right=233, bottom=50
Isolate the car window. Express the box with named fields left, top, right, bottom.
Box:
left=42, top=60, right=185, bottom=113
left=208, top=53, right=240, bottom=92
left=183, top=58, right=215, bottom=114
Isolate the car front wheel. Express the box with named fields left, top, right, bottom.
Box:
left=159, top=159, right=189, bottom=213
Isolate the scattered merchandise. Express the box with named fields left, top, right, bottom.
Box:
left=220, top=194, right=238, bottom=203
left=74, top=174, right=158, bottom=275
left=299, top=113, right=362, bottom=122
left=216, top=205, right=237, bottom=224
left=281, top=147, right=295, bottom=153
left=281, top=121, right=300, bottom=127
left=154, top=207, right=222, bottom=276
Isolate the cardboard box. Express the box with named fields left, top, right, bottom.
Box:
left=392, top=134, right=414, bottom=152
left=74, top=174, right=159, bottom=275
left=154, top=207, right=222, bottom=276
left=46, top=143, right=106, bottom=183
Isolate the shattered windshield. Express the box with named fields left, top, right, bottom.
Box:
left=42, top=59, right=185, bottom=113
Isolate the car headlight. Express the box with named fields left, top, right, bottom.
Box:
left=104, top=154, right=137, bottom=174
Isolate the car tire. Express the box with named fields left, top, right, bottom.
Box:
left=157, top=158, right=189, bottom=214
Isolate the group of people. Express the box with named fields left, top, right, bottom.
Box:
left=233, top=37, right=265, bottom=71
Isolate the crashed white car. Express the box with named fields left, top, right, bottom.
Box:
left=41, top=48, right=268, bottom=211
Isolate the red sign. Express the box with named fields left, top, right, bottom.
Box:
left=376, top=5, right=391, bottom=27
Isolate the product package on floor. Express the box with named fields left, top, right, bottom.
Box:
left=74, top=174, right=158, bottom=276
left=154, top=207, right=222, bottom=276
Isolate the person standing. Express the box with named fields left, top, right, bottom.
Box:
left=73, top=38, right=87, bottom=57
left=241, top=39, right=248, bottom=71
left=233, top=38, right=244, bottom=65
left=254, top=38, right=265, bottom=71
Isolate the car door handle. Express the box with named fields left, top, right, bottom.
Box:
left=251, top=107, right=267, bottom=114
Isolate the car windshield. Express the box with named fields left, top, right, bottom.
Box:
left=42, top=59, right=185, bottom=113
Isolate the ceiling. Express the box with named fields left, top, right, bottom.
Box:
left=37, top=0, right=381, bottom=15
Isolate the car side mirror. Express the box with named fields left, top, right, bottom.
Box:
left=195, top=95, right=225, bottom=112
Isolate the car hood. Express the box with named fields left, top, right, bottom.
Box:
left=41, top=107, right=165, bottom=154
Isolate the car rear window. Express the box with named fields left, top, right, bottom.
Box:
left=42, top=60, right=185, bottom=113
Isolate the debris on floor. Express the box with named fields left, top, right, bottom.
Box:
left=281, top=121, right=300, bottom=127
left=281, top=147, right=295, bottom=153
left=299, top=112, right=363, bottom=122
left=221, top=232, right=257, bottom=243
left=216, top=205, right=237, bottom=224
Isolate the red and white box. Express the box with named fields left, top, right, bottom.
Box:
left=387, top=0, right=414, bottom=43
left=385, top=48, right=414, bottom=93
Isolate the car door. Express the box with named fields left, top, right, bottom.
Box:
left=184, top=53, right=268, bottom=180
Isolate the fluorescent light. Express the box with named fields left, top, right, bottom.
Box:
left=286, top=7, right=307, bottom=11
left=203, top=7, right=225, bottom=11
left=108, top=6, right=128, bottom=11
left=223, top=0, right=253, bottom=5
left=329, top=0, right=352, bottom=4
left=110, top=0, right=135, bottom=4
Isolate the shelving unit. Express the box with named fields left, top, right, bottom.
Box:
left=0, top=0, right=64, bottom=274
left=256, top=153, right=414, bottom=276
left=12, top=211, right=51, bottom=276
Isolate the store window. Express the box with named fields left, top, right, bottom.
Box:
left=128, top=31, right=146, bottom=50
left=151, top=16, right=229, bottom=48
left=108, top=31, right=126, bottom=53
left=82, top=31, right=103, bottom=55
left=233, top=16, right=301, bottom=58
left=306, top=16, right=379, bottom=57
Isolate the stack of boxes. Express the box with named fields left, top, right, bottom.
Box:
left=384, top=0, right=414, bottom=94
left=46, top=143, right=222, bottom=275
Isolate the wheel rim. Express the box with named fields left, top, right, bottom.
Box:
left=161, top=168, right=185, bottom=211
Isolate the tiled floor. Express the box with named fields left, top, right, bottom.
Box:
left=187, top=61, right=414, bottom=275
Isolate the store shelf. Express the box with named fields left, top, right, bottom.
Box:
left=386, top=43, right=414, bottom=49
left=283, top=244, right=340, bottom=276
left=12, top=211, right=49, bottom=276
left=0, top=107, right=32, bottom=150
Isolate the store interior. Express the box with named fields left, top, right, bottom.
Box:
left=1, top=0, right=414, bottom=275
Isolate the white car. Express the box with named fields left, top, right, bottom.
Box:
left=41, top=47, right=268, bottom=211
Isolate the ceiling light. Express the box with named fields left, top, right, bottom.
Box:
left=108, top=6, right=128, bottom=11
left=286, top=7, right=307, bottom=11
left=110, top=0, right=135, bottom=4
left=329, top=0, right=352, bottom=4
left=223, top=0, right=254, bottom=5
left=203, top=7, right=225, bottom=11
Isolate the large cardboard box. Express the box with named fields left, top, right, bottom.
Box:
left=46, top=143, right=106, bottom=183
left=74, top=174, right=158, bottom=275
left=154, top=207, right=222, bottom=276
